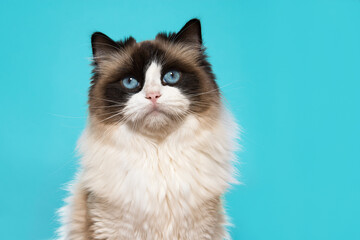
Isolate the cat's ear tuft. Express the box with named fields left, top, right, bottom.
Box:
left=176, top=18, right=202, bottom=45
left=91, top=32, right=120, bottom=60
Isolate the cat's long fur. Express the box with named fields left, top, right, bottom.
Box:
left=57, top=19, right=238, bottom=240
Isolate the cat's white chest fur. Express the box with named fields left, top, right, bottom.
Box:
left=58, top=110, right=237, bottom=240
left=80, top=112, right=236, bottom=212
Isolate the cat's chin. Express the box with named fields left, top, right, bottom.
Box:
left=143, top=110, right=169, bottom=127
left=145, top=111, right=181, bottom=131
left=127, top=110, right=186, bottom=137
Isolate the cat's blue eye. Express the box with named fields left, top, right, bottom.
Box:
left=122, top=77, right=139, bottom=89
left=163, top=71, right=180, bottom=84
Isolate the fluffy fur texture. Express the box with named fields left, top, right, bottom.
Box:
left=57, top=19, right=238, bottom=240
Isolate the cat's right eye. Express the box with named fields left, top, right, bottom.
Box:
left=121, top=77, right=140, bottom=90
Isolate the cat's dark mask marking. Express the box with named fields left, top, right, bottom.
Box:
left=89, top=18, right=220, bottom=125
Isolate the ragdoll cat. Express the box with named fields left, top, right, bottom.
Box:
left=57, top=19, right=238, bottom=240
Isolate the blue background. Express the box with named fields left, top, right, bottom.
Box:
left=0, top=0, right=359, bottom=239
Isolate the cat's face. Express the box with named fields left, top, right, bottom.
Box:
left=89, top=19, right=219, bottom=134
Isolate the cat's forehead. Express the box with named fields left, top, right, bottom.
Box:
left=127, top=41, right=165, bottom=70
left=127, top=39, right=201, bottom=68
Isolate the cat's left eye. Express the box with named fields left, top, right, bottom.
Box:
left=121, top=77, right=140, bottom=90
left=163, top=71, right=180, bottom=84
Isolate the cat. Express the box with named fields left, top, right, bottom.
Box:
left=57, top=19, right=239, bottom=240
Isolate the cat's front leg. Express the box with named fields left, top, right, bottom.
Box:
left=57, top=183, right=92, bottom=240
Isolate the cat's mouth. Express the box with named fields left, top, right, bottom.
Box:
left=146, top=107, right=167, bottom=118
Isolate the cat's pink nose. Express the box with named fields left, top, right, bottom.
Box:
left=145, top=92, right=161, bottom=104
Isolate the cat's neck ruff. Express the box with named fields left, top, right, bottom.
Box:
left=78, top=105, right=237, bottom=217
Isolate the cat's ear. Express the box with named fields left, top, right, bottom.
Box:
left=176, top=18, right=202, bottom=45
left=91, top=32, right=120, bottom=61
left=91, top=32, right=136, bottom=64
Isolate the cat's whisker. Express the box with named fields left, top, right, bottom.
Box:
left=89, top=104, right=125, bottom=109
left=95, top=110, right=123, bottom=117
left=88, top=96, right=126, bottom=105
left=97, top=111, right=124, bottom=124
left=184, top=83, right=240, bottom=98
left=50, top=113, right=87, bottom=119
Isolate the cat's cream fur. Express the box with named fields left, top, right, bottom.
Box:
left=57, top=105, right=238, bottom=240
left=57, top=19, right=239, bottom=240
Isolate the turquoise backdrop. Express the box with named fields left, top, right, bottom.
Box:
left=0, top=0, right=359, bottom=239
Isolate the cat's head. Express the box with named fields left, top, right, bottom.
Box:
left=89, top=19, right=220, bottom=136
